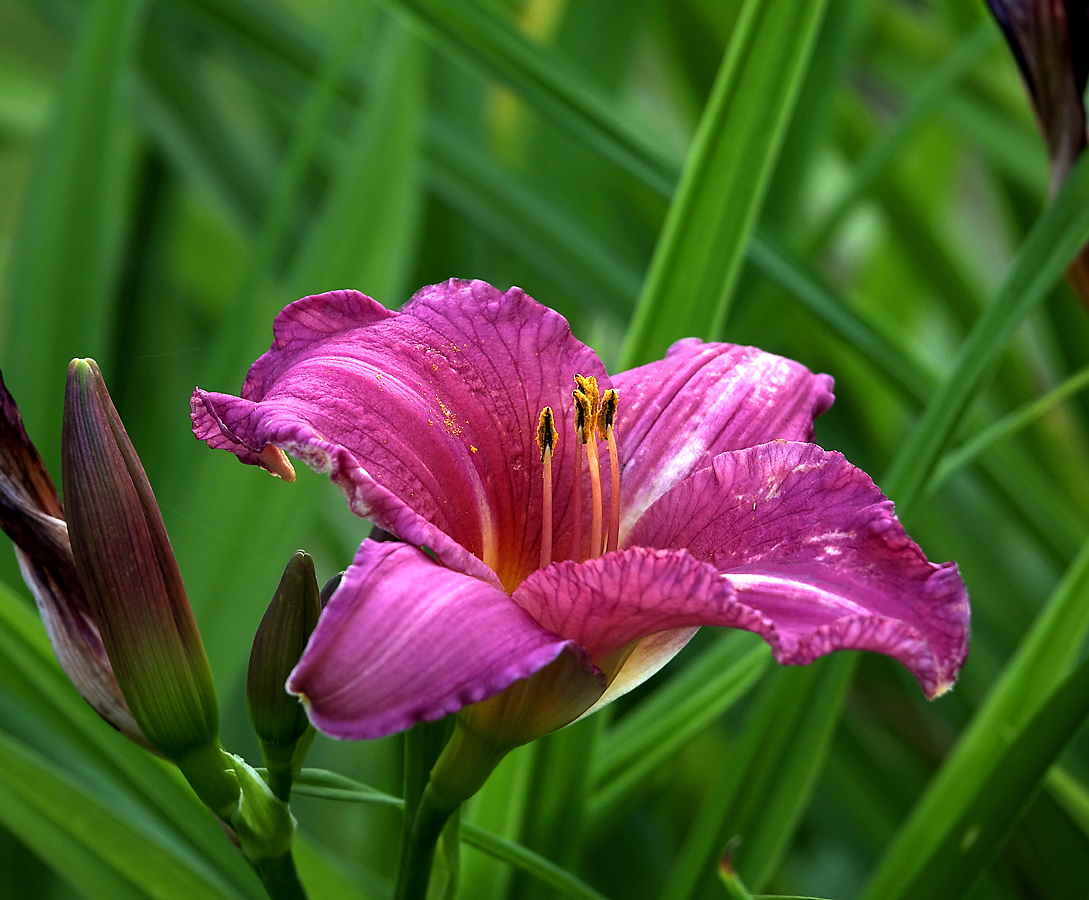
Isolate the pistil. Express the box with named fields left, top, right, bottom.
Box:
left=598, top=389, right=620, bottom=554
left=536, top=408, right=558, bottom=568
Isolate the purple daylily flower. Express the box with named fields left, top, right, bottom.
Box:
left=192, top=279, right=970, bottom=741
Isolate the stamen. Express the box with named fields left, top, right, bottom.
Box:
left=572, top=390, right=593, bottom=562
left=575, top=386, right=604, bottom=559
left=536, top=407, right=558, bottom=568
left=597, top=389, right=620, bottom=554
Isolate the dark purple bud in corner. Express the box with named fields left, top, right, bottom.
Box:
left=986, top=0, right=1089, bottom=191
left=61, top=360, right=227, bottom=797
left=0, top=369, right=146, bottom=747
left=248, top=551, right=321, bottom=800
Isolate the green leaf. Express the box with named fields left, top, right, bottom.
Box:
left=459, top=823, right=610, bottom=900
left=662, top=654, right=854, bottom=900
left=621, top=0, right=831, bottom=366
left=929, top=363, right=1089, bottom=494
left=747, top=231, right=931, bottom=402
left=0, top=580, right=265, bottom=900
left=881, top=148, right=1089, bottom=515
left=0, top=730, right=238, bottom=900
left=377, top=0, right=676, bottom=195
left=287, top=20, right=424, bottom=302
left=421, top=122, right=641, bottom=316
left=588, top=634, right=770, bottom=823
left=806, top=23, right=996, bottom=250
left=862, top=533, right=1089, bottom=899
left=1045, top=766, right=1089, bottom=838
left=288, top=769, right=608, bottom=900
left=879, top=645, right=1089, bottom=899
left=1, top=0, right=147, bottom=469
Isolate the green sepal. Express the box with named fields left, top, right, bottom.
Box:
left=228, top=753, right=297, bottom=863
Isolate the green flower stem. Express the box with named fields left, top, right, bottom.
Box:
left=253, top=850, right=308, bottom=900
left=394, top=720, right=510, bottom=900
left=174, top=742, right=240, bottom=820
left=401, top=718, right=453, bottom=864
left=259, top=740, right=297, bottom=803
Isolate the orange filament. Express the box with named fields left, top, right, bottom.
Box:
left=572, top=389, right=593, bottom=562
left=536, top=408, right=558, bottom=568
left=574, top=383, right=604, bottom=559
left=536, top=377, right=618, bottom=570
left=598, top=389, right=620, bottom=553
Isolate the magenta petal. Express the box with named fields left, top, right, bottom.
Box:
left=512, top=547, right=774, bottom=663
left=287, top=540, right=591, bottom=740
left=614, top=339, right=834, bottom=533
left=627, top=441, right=970, bottom=698
left=192, top=281, right=608, bottom=591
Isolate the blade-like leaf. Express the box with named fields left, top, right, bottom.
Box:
left=588, top=635, right=770, bottom=823
left=621, top=0, right=830, bottom=365
left=862, top=533, right=1089, bottom=899
left=0, top=730, right=237, bottom=900
left=884, top=644, right=1089, bottom=899
left=662, top=654, right=855, bottom=899
left=930, top=363, right=1089, bottom=493
left=287, top=769, right=609, bottom=900
left=1, top=0, right=147, bottom=468
left=882, top=149, right=1089, bottom=514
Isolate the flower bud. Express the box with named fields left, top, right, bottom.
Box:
left=248, top=551, right=321, bottom=798
left=0, top=369, right=146, bottom=746
left=61, top=359, right=233, bottom=812
left=987, top=0, right=1089, bottom=191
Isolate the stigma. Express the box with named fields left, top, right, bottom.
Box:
left=536, top=375, right=620, bottom=567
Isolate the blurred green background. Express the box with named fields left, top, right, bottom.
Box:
left=2, top=0, right=1089, bottom=898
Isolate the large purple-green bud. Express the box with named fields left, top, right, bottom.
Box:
left=62, top=359, right=235, bottom=815
left=247, top=551, right=320, bottom=800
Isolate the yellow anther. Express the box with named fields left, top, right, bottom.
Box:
left=597, top=389, right=618, bottom=435
left=537, top=407, right=558, bottom=569
left=574, top=375, right=600, bottom=415
left=573, top=390, right=594, bottom=443
left=536, top=407, right=558, bottom=461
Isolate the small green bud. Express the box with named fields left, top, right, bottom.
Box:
left=248, top=551, right=321, bottom=799
left=62, top=359, right=234, bottom=814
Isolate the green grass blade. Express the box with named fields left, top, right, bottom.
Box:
left=378, top=0, right=676, bottom=195
left=588, top=636, right=770, bottom=823
left=747, top=231, right=931, bottom=401
left=621, top=0, right=830, bottom=366
left=459, top=823, right=610, bottom=900
left=862, top=533, right=1089, bottom=899
left=1045, top=766, right=1089, bottom=837
left=0, top=776, right=149, bottom=900
left=204, top=0, right=373, bottom=388
left=930, top=363, right=1089, bottom=493
left=885, top=646, right=1089, bottom=899
left=422, top=122, right=641, bottom=315
left=881, top=149, right=1089, bottom=514
left=0, top=730, right=238, bottom=900
left=288, top=22, right=424, bottom=302
left=289, top=769, right=609, bottom=900
left=0, top=0, right=146, bottom=468
left=0, top=580, right=265, bottom=899
left=662, top=654, right=855, bottom=900
left=807, top=23, right=996, bottom=250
